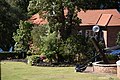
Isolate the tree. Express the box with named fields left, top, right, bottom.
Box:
left=5, top=0, right=30, bottom=18
left=28, top=0, right=119, bottom=63
left=13, top=20, right=32, bottom=52
left=28, top=0, right=82, bottom=39
left=0, top=0, right=16, bottom=50
left=30, top=24, right=49, bottom=54
left=0, top=0, right=119, bottom=50
left=0, top=0, right=30, bottom=50
left=28, top=0, right=119, bottom=39
left=28, top=0, right=93, bottom=63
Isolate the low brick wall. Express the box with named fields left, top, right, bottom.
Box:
left=93, top=61, right=117, bottom=74
left=116, top=60, right=120, bottom=79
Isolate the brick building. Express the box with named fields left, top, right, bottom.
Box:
left=78, top=9, right=120, bottom=47
left=29, top=9, right=120, bottom=48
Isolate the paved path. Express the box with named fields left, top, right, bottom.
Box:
left=84, top=66, right=94, bottom=73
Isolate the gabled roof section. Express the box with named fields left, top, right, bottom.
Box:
left=78, top=9, right=120, bottom=26
left=97, top=14, right=112, bottom=26
left=78, top=10, right=101, bottom=26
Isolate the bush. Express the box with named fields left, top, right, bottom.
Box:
left=27, top=55, right=40, bottom=66
left=62, top=34, right=96, bottom=63
left=30, top=24, right=96, bottom=64
left=13, top=20, right=33, bottom=52
left=0, top=52, right=26, bottom=60
left=30, top=24, right=49, bottom=55
left=106, top=54, right=119, bottom=63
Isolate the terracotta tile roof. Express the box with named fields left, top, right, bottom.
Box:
left=78, top=9, right=120, bottom=26
left=97, top=14, right=112, bottom=26
left=29, top=9, right=120, bottom=27
left=78, top=10, right=101, bottom=26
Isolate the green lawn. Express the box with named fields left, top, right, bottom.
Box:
left=1, top=61, right=119, bottom=80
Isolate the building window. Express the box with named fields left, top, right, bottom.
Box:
left=85, top=30, right=94, bottom=37
left=85, top=30, right=104, bottom=42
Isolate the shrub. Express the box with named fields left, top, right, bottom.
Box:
left=30, top=24, right=49, bottom=55
left=0, top=52, right=26, bottom=60
left=13, top=20, right=33, bottom=52
left=106, top=54, right=119, bottom=63
left=30, top=24, right=96, bottom=64
left=27, top=55, right=40, bottom=66
left=62, top=34, right=96, bottom=63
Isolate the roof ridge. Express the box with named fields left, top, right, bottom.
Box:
left=86, top=9, right=117, bottom=11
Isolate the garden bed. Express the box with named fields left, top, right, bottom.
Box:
left=34, top=62, right=75, bottom=67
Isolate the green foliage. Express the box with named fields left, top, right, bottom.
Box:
left=42, top=31, right=61, bottom=62
left=106, top=54, right=118, bottom=60
left=0, top=0, right=30, bottom=50
left=31, top=25, right=61, bottom=62
left=27, top=55, right=40, bottom=66
left=31, top=24, right=95, bottom=63
left=105, top=54, right=119, bottom=63
left=32, top=24, right=60, bottom=61
left=0, top=0, right=119, bottom=51
left=31, top=24, right=49, bottom=48
left=28, top=0, right=97, bottom=63
left=61, top=34, right=95, bottom=63
left=28, top=0, right=82, bottom=53
left=6, top=0, right=30, bottom=13
left=28, top=0, right=81, bottom=38
left=62, top=35, right=85, bottom=61
left=13, top=20, right=33, bottom=52
left=0, top=52, right=22, bottom=59
left=28, top=0, right=119, bottom=63
left=0, top=0, right=17, bottom=50
left=30, top=24, right=50, bottom=55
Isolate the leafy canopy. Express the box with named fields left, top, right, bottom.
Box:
left=13, top=20, right=33, bottom=52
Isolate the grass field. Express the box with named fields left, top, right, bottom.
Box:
left=1, top=61, right=119, bottom=80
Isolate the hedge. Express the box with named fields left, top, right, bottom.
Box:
left=0, top=51, right=26, bottom=60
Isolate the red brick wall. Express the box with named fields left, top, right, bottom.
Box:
left=93, top=65, right=117, bottom=74
left=79, top=26, right=120, bottom=47
left=107, top=27, right=120, bottom=47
